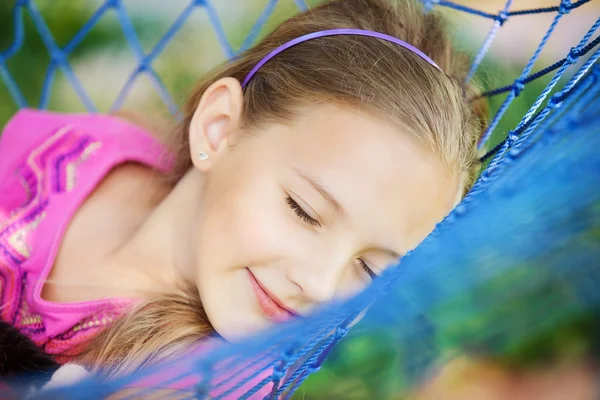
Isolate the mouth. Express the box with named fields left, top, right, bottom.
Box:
left=247, top=268, right=297, bottom=323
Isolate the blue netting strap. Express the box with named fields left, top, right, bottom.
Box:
left=120, top=373, right=197, bottom=400
left=275, top=345, right=331, bottom=398
left=63, top=2, right=113, bottom=55
left=511, top=17, right=600, bottom=132
left=474, top=49, right=600, bottom=194
left=436, top=0, right=592, bottom=20
left=436, top=1, right=497, bottom=19
left=213, top=360, right=275, bottom=399
left=161, top=387, right=202, bottom=400
left=145, top=2, right=198, bottom=66
left=192, top=361, right=213, bottom=400
left=280, top=328, right=349, bottom=399
left=478, top=34, right=600, bottom=99
left=238, top=375, right=275, bottom=400
left=555, top=34, right=600, bottom=95
left=23, top=1, right=96, bottom=110
left=38, top=62, right=57, bottom=109
left=266, top=349, right=293, bottom=399
left=478, top=0, right=573, bottom=149
left=504, top=45, right=600, bottom=158
left=117, top=353, right=223, bottom=400
left=507, top=0, right=592, bottom=16
left=0, top=2, right=26, bottom=60
left=465, top=0, right=512, bottom=83
left=110, top=0, right=233, bottom=116
left=209, top=317, right=341, bottom=391
left=258, top=320, right=351, bottom=396
left=548, top=66, right=600, bottom=125
left=293, top=0, right=308, bottom=11
left=274, top=321, right=352, bottom=398
left=506, top=69, right=599, bottom=161
left=560, top=66, right=600, bottom=117
left=0, top=3, right=27, bottom=106
left=237, top=0, right=278, bottom=55
left=479, top=22, right=600, bottom=162
left=480, top=139, right=507, bottom=163
left=0, top=64, right=26, bottom=107
left=511, top=30, right=597, bottom=134
left=202, top=1, right=235, bottom=59
left=211, top=349, right=277, bottom=388
left=271, top=318, right=349, bottom=370
left=466, top=25, right=595, bottom=202
left=111, top=1, right=178, bottom=115
left=511, top=48, right=600, bottom=150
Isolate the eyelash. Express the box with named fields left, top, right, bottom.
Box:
left=358, top=258, right=376, bottom=280
left=286, top=196, right=376, bottom=280
left=286, top=196, right=321, bottom=227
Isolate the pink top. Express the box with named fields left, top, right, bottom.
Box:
left=0, top=109, right=174, bottom=361
left=0, top=109, right=273, bottom=398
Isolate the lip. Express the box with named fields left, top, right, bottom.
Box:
left=247, top=268, right=297, bottom=322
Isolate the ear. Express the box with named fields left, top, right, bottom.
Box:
left=189, top=77, right=243, bottom=172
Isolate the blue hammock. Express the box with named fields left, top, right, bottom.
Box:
left=1, top=0, right=599, bottom=399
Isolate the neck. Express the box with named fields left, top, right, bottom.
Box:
left=108, top=169, right=203, bottom=298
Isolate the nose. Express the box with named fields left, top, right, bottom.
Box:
left=288, top=248, right=348, bottom=305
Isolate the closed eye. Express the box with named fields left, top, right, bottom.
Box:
left=286, top=196, right=321, bottom=227
left=358, top=258, right=377, bottom=280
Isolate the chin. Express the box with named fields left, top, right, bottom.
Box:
left=216, top=324, right=263, bottom=343
left=206, top=311, right=265, bottom=343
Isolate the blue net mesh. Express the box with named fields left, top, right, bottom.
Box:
left=1, top=0, right=600, bottom=399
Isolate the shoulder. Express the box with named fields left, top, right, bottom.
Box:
left=0, top=108, right=174, bottom=155
left=0, top=109, right=174, bottom=179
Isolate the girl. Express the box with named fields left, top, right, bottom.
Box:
left=0, top=0, right=484, bottom=393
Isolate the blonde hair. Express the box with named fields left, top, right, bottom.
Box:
left=80, top=0, right=487, bottom=378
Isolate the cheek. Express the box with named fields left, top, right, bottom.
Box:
left=197, top=173, right=299, bottom=274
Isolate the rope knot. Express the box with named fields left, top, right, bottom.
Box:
left=335, top=326, right=348, bottom=337
left=283, top=346, right=296, bottom=359
left=497, top=11, right=508, bottom=26
left=307, top=364, right=321, bottom=374
left=454, top=204, right=467, bottom=216
left=508, top=147, right=522, bottom=159
left=272, top=366, right=285, bottom=381
left=51, top=51, right=66, bottom=64
left=137, top=56, right=153, bottom=73
left=507, top=131, right=519, bottom=144
left=559, top=0, right=572, bottom=15
left=479, top=170, right=492, bottom=182
left=549, top=95, right=563, bottom=109
left=566, top=46, right=579, bottom=65
left=106, top=0, right=120, bottom=7
left=512, top=79, right=525, bottom=97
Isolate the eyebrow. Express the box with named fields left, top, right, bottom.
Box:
left=294, top=168, right=406, bottom=259
left=293, top=168, right=345, bottom=215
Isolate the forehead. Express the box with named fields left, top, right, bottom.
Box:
left=252, top=104, right=459, bottom=252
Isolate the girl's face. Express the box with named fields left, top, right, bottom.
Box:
left=187, top=79, right=459, bottom=341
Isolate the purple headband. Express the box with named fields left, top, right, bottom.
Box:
left=241, top=28, right=441, bottom=88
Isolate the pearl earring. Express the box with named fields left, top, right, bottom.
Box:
left=198, top=151, right=209, bottom=160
